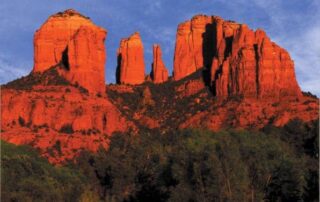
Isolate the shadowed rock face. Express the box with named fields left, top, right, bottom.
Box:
left=33, top=9, right=107, bottom=93
left=173, top=15, right=301, bottom=98
left=151, top=44, right=169, bottom=83
left=116, top=32, right=145, bottom=85
left=173, top=15, right=219, bottom=80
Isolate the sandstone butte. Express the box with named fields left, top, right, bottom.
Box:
left=33, top=9, right=107, bottom=94
left=1, top=11, right=318, bottom=164
left=151, top=44, right=169, bottom=83
left=173, top=15, right=301, bottom=99
left=117, top=32, right=145, bottom=85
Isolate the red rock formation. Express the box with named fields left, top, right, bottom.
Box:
left=62, top=25, right=106, bottom=93
left=173, top=15, right=219, bottom=80
left=33, top=9, right=107, bottom=93
left=175, top=79, right=205, bottom=97
left=2, top=11, right=317, bottom=165
left=174, top=14, right=301, bottom=98
left=1, top=128, right=109, bottom=164
left=117, top=32, right=145, bottom=85
left=179, top=96, right=319, bottom=131
left=173, top=21, right=195, bottom=80
left=211, top=23, right=302, bottom=98
left=151, top=44, right=169, bottom=83
left=1, top=86, right=131, bottom=136
left=1, top=85, right=135, bottom=162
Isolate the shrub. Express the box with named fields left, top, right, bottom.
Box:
left=1, top=140, right=87, bottom=201
left=65, top=88, right=71, bottom=93
left=53, top=140, right=62, bottom=156
left=78, top=86, right=89, bottom=95
left=59, top=124, right=74, bottom=134
left=96, top=92, right=102, bottom=97
left=18, top=116, right=25, bottom=127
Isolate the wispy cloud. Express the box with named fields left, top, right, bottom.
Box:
left=289, top=25, right=320, bottom=95
left=143, top=0, right=162, bottom=15
left=0, top=54, right=29, bottom=84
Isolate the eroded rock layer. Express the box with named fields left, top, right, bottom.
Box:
left=1, top=86, right=134, bottom=163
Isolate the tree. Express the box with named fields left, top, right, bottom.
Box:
left=1, top=141, right=86, bottom=202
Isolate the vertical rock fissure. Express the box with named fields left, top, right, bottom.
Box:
left=116, top=53, right=122, bottom=84
left=61, top=47, right=70, bottom=70
left=103, top=114, right=107, bottom=131
left=224, top=37, right=233, bottom=58
left=202, top=23, right=217, bottom=68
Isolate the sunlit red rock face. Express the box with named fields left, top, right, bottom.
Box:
left=151, top=44, right=169, bottom=83
left=33, top=9, right=106, bottom=93
left=211, top=23, right=301, bottom=98
left=173, top=15, right=301, bottom=98
left=173, top=15, right=217, bottom=80
left=1, top=86, right=135, bottom=163
left=117, top=32, right=145, bottom=85
left=179, top=96, right=319, bottom=131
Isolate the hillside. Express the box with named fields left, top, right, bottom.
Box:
left=1, top=9, right=318, bottom=164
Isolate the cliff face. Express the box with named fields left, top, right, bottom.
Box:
left=173, top=15, right=217, bottom=80
left=1, top=11, right=318, bottom=164
left=117, top=32, right=145, bottom=85
left=33, top=9, right=106, bottom=93
left=151, top=44, right=169, bottom=83
left=173, top=15, right=301, bottom=98
left=1, top=85, right=135, bottom=163
left=211, top=23, right=301, bottom=98
left=1, top=87, right=129, bottom=135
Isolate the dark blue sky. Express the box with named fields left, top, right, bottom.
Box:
left=0, top=0, right=319, bottom=95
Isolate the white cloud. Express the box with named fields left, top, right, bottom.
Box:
left=144, top=0, right=162, bottom=15
left=290, top=25, right=320, bottom=95
left=0, top=55, right=29, bottom=84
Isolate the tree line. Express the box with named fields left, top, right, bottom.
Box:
left=1, top=119, right=318, bottom=201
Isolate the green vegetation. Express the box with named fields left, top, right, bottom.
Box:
left=18, top=116, right=25, bottom=127
left=2, top=66, right=89, bottom=94
left=107, top=69, right=214, bottom=130
left=59, top=124, right=74, bottom=134
left=1, top=120, right=318, bottom=201
left=3, top=66, right=70, bottom=90
left=1, top=141, right=87, bottom=202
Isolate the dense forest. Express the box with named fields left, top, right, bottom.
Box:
left=1, top=119, right=318, bottom=202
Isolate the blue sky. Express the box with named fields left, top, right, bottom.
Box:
left=0, top=0, right=319, bottom=95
